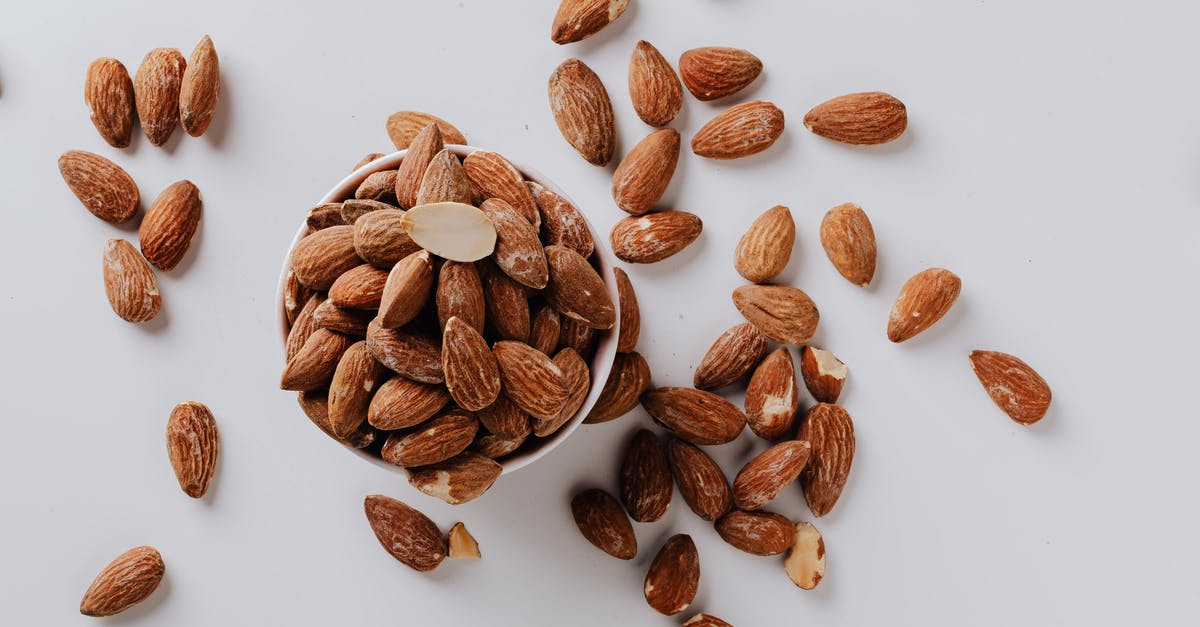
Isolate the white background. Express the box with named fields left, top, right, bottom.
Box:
left=1, top=1, right=1198, bottom=625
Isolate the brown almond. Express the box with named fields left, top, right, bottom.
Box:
left=745, top=348, right=800, bottom=440
left=79, top=546, right=164, bottom=617
left=299, top=391, right=377, bottom=449
left=102, top=239, right=161, bottom=323
left=165, top=401, right=218, bottom=498
left=312, top=299, right=373, bottom=335
left=285, top=294, right=323, bottom=361
left=84, top=58, right=135, bottom=148
left=785, top=521, right=826, bottom=590
left=715, top=510, right=796, bottom=556
left=353, top=153, right=386, bottom=172
left=341, top=198, right=394, bottom=224
left=614, top=268, right=641, bottom=352
left=387, top=111, right=466, bottom=149
left=378, top=250, right=434, bottom=329
left=644, top=534, right=699, bottom=616
left=733, top=440, right=812, bottom=510
left=327, top=342, right=385, bottom=438
left=59, top=150, right=139, bottom=224
left=679, top=47, right=763, bottom=101
left=442, top=316, right=502, bottom=411
left=641, top=387, right=746, bottom=445
left=968, top=350, right=1052, bottom=424
left=629, top=40, right=683, bottom=127
left=544, top=245, right=616, bottom=329
left=571, top=488, right=637, bottom=559
left=551, top=0, right=629, bottom=44
left=382, top=409, right=479, bottom=467
left=407, top=451, right=502, bottom=504
left=291, top=225, right=361, bottom=290
left=611, top=210, right=703, bottom=264
left=732, top=284, right=820, bottom=345
left=437, top=260, right=486, bottom=334
left=667, top=438, right=732, bottom=521
left=365, top=320, right=443, bottom=384
left=800, top=346, right=847, bottom=404
left=133, top=48, right=186, bottom=146
left=558, top=316, right=598, bottom=360
left=529, top=305, right=563, bottom=355
left=448, top=522, right=481, bottom=559
left=463, top=150, right=540, bottom=227
left=493, top=340, right=569, bottom=421
left=280, top=328, right=353, bottom=391
left=735, top=205, right=794, bottom=283
left=529, top=181, right=594, bottom=258
left=548, top=59, right=616, bottom=167
left=476, top=392, right=532, bottom=439
left=532, top=347, right=590, bottom=436
left=887, top=268, right=962, bottom=342
left=179, top=35, right=220, bottom=136
left=480, top=260, right=531, bottom=342
left=694, top=323, right=768, bottom=390
left=363, top=495, right=446, bottom=571
left=328, top=264, right=389, bottom=310
left=612, top=129, right=680, bottom=216
left=354, top=209, right=420, bottom=268
left=283, top=269, right=314, bottom=326
left=416, top=149, right=473, bottom=205
left=691, top=100, right=785, bottom=159
left=799, top=403, right=855, bottom=517
left=472, top=429, right=529, bottom=459
left=584, top=352, right=651, bottom=424
left=306, top=202, right=347, bottom=230
left=481, top=198, right=549, bottom=289
left=620, top=429, right=673, bottom=522
left=367, top=376, right=451, bottom=430
left=355, top=169, right=398, bottom=203
left=819, top=203, right=876, bottom=287
left=684, top=614, right=734, bottom=627
left=394, top=123, right=444, bottom=209
left=804, top=91, right=907, bottom=145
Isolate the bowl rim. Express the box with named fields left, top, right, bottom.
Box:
left=276, top=145, right=620, bottom=476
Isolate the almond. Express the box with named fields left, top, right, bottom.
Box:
left=363, top=495, right=446, bottom=571
left=968, top=350, right=1052, bottom=424
left=133, top=48, right=186, bottom=146
left=378, top=250, right=434, bottom=328
left=477, top=392, right=532, bottom=439
left=79, top=546, right=164, bottom=617
left=367, top=376, right=451, bottom=430
left=341, top=198, right=394, bottom=224
left=299, top=391, right=377, bottom=449
left=804, top=91, right=907, bottom=145
left=684, top=614, right=734, bottom=627
left=139, top=180, right=202, bottom=272
left=382, top=409, right=479, bottom=467
left=667, top=438, right=732, bottom=521
left=629, top=40, right=683, bottom=127
left=493, top=340, right=569, bottom=421
left=407, top=451, right=502, bottom=504
left=291, top=225, right=361, bottom=290
left=819, top=203, right=876, bottom=286
left=529, top=305, right=563, bottom=355
left=59, top=150, right=139, bottom=224
left=386, top=111, right=467, bottom=150
left=353, top=153, right=386, bottom=172
left=84, top=58, right=135, bottom=148
left=165, top=401, right=218, bottom=498
left=529, top=181, right=594, bottom=258
left=584, top=352, right=651, bottom=424
left=642, top=387, right=746, bottom=445
left=394, top=123, right=444, bottom=209
left=800, top=346, right=847, bottom=403
left=473, top=429, right=528, bottom=459
left=481, top=198, right=549, bottom=289
left=784, top=521, right=826, bottom=589
left=715, top=510, right=796, bottom=556
left=355, top=169, right=399, bottom=203
left=887, top=268, right=961, bottom=342
left=437, top=260, right=486, bottom=334
left=691, top=100, right=785, bottom=159
left=679, top=46, right=763, bottom=101
left=365, top=320, right=443, bottom=384
left=448, top=522, right=481, bottom=559
left=328, top=264, right=389, bottom=310
left=548, top=59, right=616, bottom=166
left=610, top=210, right=703, bottom=264
left=558, top=316, right=598, bottom=360
left=353, top=209, right=420, bottom=268
left=283, top=269, right=314, bottom=326
left=307, top=202, right=347, bottom=230
left=479, top=260, right=531, bottom=342
left=102, top=239, right=162, bottom=323
left=286, top=294, right=323, bottom=361
left=744, top=347, right=800, bottom=440
left=613, top=268, right=641, bottom=352
left=328, top=342, right=386, bottom=438
left=620, top=429, right=673, bottom=522
left=312, top=299, right=372, bottom=335
left=732, top=284, right=819, bottom=345
left=694, top=323, right=768, bottom=390
left=280, top=328, right=353, bottom=391
left=416, top=149, right=473, bottom=205
left=442, top=316, right=502, bottom=411
left=799, top=403, right=855, bottom=517
left=463, top=150, right=540, bottom=227
left=571, top=488, right=637, bottom=559
left=612, top=129, right=680, bottom=216
left=544, top=245, right=616, bottom=329
left=735, top=205, right=794, bottom=283
left=733, top=440, right=812, bottom=510
left=551, top=0, right=629, bottom=44
left=533, top=347, right=590, bottom=436
left=179, top=35, right=220, bottom=137
left=401, top=202, right=498, bottom=262
left=644, top=534, right=699, bottom=616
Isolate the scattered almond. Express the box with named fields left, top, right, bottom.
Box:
left=386, top=111, right=466, bottom=149
left=84, top=57, right=135, bottom=148
left=629, top=40, right=683, bottom=127
left=819, top=203, right=876, bottom=287
left=968, top=350, right=1052, bottom=424
left=732, top=284, right=820, bottom=345
left=887, top=268, right=961, bottom=342
left=59, top=150, right=140, bottom=224
left=642, top=387, right=746, bottom=445
left=735, top=205, right=794, bottom=283
left=610, top=210, right=703, bottom=264
left=800, top=346, right=847, bottom=404
left=165, top=401, right=218, bottom=498
left=549, top=58, right=616, bottom=166
left=102, top=238, right=162, bottom=323
left=363, top=494, right=446, bottom=571
left=804, top=91, right=907, bottom=145
left=133, top=48, right=186, bottom=146
left=799, top=403, right=855, bottom=517
left=733, top=440, right=812, bottom=510
left=613, top=267, right=640, bottom=352
left=644, top=534, right=699, bottom=616
left=667, top=438, right=732, bottom=521
left=551, top=0, right=629, bottom=44
left=679, top=46, right=763, bottom=101
left=79, top=546, right=164, bottom=617
left=715, top=510, right=796, bottom=556
left=683, top=614, right=734, bottom=627
left=744, top=347, right=800, bottom=440
left=179, top=35, right=220, bottom=137
left=694, top=322, right=768, bottom=390
left=572, top=488, right=637, bottom=559
left=612, top=129, right=680, bottom=216
left=692, top=100, right=785, bottom=159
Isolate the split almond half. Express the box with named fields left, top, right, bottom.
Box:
left=400, top=202, right=497, bottom=262
left=448, top=522, right=481, bottom=559
left=800, top=346, right=847, bottom=404
left=629, top=40, right=683, bottom=127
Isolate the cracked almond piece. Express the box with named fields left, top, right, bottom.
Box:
left=551, top=0, right=629, bottom=44
left=784, top=521, right=826, bottom=589
left=571, top=488, right=637, bottom=559
left=819, top=203, right=876, bottom=287
left=804, top=91, right=907, bottom=145
left=448, top=522, right=481, bottom=559
left=735, top=205, right=794, bottom=283
left=679, top=46, right=762, bottom=101
left=800, top=346, right=847, bottom=404
left=694, top=323, right=768, bottom=390
left=744, top=348, right=799, bottom=440
left=79, top=546, right=164, bottom=617
left=644, top=534, right=699, bottom=616
left=363, top=495, right=446, bottom=571
left=642, top=387, right=746, bottom=445
left=887, top=268, right=961, bottom=342
left=968, top=350, right=1051, bottom=424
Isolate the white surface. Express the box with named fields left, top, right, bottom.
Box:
left=1, top=1, right=1198, bottom=625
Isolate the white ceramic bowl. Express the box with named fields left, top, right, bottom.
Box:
left=277, top=146, right=620, bottom=475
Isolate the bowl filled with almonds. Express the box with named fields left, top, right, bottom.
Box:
left=277, top=129, right=620, bottom=504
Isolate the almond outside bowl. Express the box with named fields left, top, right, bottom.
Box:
left=276, top=146, right=620, bottom=476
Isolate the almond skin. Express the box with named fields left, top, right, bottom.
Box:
left=733, top=440, right=812, bottom=510
left=551, top=0, right=629, bottom=44
left=584, top=351, right=651, bottom=423
left=968, top=350, right=1052, bottom=424
left=473, top=429, right=528, bottom=459
left=442, top=316, right=502, bottom=411
left=382, top=409, right=479, bottom=467
left=367, top=376, right=451, bottom=430
left=437, top=260, right=486, bottom=334
left=481, top=198, right=549, bottom=289
left=887, top=268, right=962, bottom=342
left=448, top=522, right=481, bottom=559
left=799, top=403, right=855, bottom=517
left=328, top=341, right=386, bottom=438
left=285, top=294, right=323, bottom=361
left=544, top=245, right=617, bottom=329
left=394, top=123, right=444, bottom=209
left=684, top=614, right=734, bottom=627
left=311, top=299, right=372, bottom=335
left=386, top=111, right=466, bottom=150
left=102, top=239, right=162, bottom=323
left=534, top=347, right=590, bottom=436
left=299, top=391, right=377, bottom=449
left=378, top=250, right=434, bottom=329
left=745, top=347, right=800, bottom=440
left=406, top=451, right=502, bottom=504
left=644, top=534, right=699, bottom=616
left=667, top=438, right=732, bottom=521
left=620, top=429, right=673, bottom=522
left=679, top=46, right=763, bottom=101
left=572, top=488, right=637, bottom=559
left=59, top=150, right=139, bottom=224
left=328, top=264, right=389, bottom=310
left=416, top=149, right=473, bottom=205
left=800, top=346, right=847, bottom=404
left=493, top=340, right=569, bottom=421
left=804, top=91, right=907, bottom=145
left=611, top=210, right=703, bottom=264
left=820, top=202, right=877, bottom=287
left=613, top=268, right=640, bottom=352
left=732, top=284, right=820, bottom=345
left=694, top=323, right=768, bottom=390
left=715, top=510, right=796, bottom=556
left=558, top=316, right=598, bottom=360
left=280, top=328, right=353, bottom=391
left=642, top=387, right=746, bottom=445
left=785, top=521, right=826, bottom=589
left=84, top=58, right=135, bottom=148
left=612, top=129, right=680, bottom=216
left=166, top=401, right=218, bottom=498
left=365, top=320, right=443, bottom=384
left=529, top=305, right=563, bottom=355
left=306, top=202, right=347, bottom=230
left=735, top=205, right=794, bottom=283
left=629, top=40, right=683, bottom=127
left=133, top=48, right=186, bottom=146
left=463, top=150, right=540, bottom=227
left=479, top=260, right=531, bottom=342
left=353, top=209, right=420, bottom=268
left=179, top=35, right=220, bottom=136
left=341, top=198, right=393, bottom=224
left=355, top=169, right=399, bottom=204
left=549, top=58, right=616, bottom=166
left=477, top=392, right=532, bottom=439
left=79, top=546, right=164, bottom=617
left=363, top=495, right=446, bottom=571
left=529, top=181, right=594, bottom=258
left=692, top=100, right=785, bottom=159
left=291, top=225, right=361, bottom=290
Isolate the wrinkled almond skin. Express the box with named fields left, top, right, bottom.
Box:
left=529, top=181, right=594, bottom=259
left=394, top=123, right=444, bottom=209
left=804, top=91, right=908, bottom=145
left=745, top=347, right=800, bottom=440
left=679, top=46, right=763, bottom=101
left=785, top=521, right=827, bottom=589
left=299, top=391, right=377, bottom=449
left=328, top=342, right=385, bottom=438
left=733, top=440, right=812, bottom=511
left=800, top=346, right=847, bottom=404
left=642, top=387, right=746, bottom=445
left=969, top=350, right=1052, bottom=424
left=534, top=347, right=590, bottom=436
left=732, top=284, right=820, bottom=345
left=407, top=451, right=502, bottom=505
left=102, top=239, right=161, bottom=323
left=611, top=210, right=703, bottom=264
left=549, top=58, right=616, bottom=166
left=328, top=264, right=389, bottom=310
left=166, top=401, right=218, bottom=498
left=311, top=299, right=372, bottom=335
left=482, top=198, right=549, bottom=289
left=480, top=260, right=531, bottom=342
left=820, top=203, right=876, bottom=287
left=84, top=57, right=135, bottom=148
left=613, top=268, right=640, bottom=352
left=558, top=316, right=598, bottom=361
left=692, top=100, right=785, bottom=159
left=341, top=198, right=393, bottom=224
left=629, top=40, right=683, bottom=127
left=59, top=150, right=140, bottom=224
left=667, top=438, right=732, bottom=521
left=355, top=169, right=398, bottom=203
left=283, top=269, right=314, bottom=326
left=715, top=510, right=796, bottom=556
left=280, top=328, right=353, bottom=391
left=290, top=225, right=361, bottom=290
left=620, top=429, right=673, bottom=522
left=551, top=0, right=629, bottom=44
left=79, top=546, right=164, bottom=617
left=799, top=403, right=855, bottom=517
left=133, top=48, right=186, bottom=146
left=378, top=251, right=434, bottom=328
left=179, top=35, right=220, bottom=136
left=612, top=129, right=680, bottom=216
left=644, top=534, right=699, bottom=616
left=493, top=341, right=569, bottom=421
left=367, top=376, right=451, bottom=430
left=477, top=392, right=532, bottom=439
left=285, top=294, right=323, bottom=361
left=442, top=316, right=502, bottom=412
left=473, top=429, right=528, bottom=459
left=382, top=409, right=479, bottom=467
left=436, top=260, right=486, bottom=334
left=463, top=150, right=540, bottom=227
left=694, top=323, right=768, bottom=390
left=736, top=205, right=794, bottom=283
left=544, top=245, right=616, bottom=329
left=365, top=320, right=443, bottom=384
left=386, top=111, right=467, bottom=149
left=529, top=305, right=563, bottom=355
left=354, top=209, right=420, bottom=268
left=306, top=202, right=346, bottom=230
left=572, top=488, right=637, bottom=559
left=416, top=149, right=473, bottom=205
left=363, top=495, right=446, bottom=571
left=684, top=614, right=734, bottom=627
left=887, top=268, right=961, bottom=342
left=584, top=351, right=651, bottom=424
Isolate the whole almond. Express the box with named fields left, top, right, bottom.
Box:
left=819, top=203, right=876, bottom=286
left=283, top=269, right=314, bottom=326
left=533, top=347, right=590, bottom=436
left=732, top=284, right=820, bottom=345
left=620, top=429, right=673, bottom=522
left=585, top=352, right=651, bottom=423
left=692, top=100, right=785, bottom=159
left=613, top=268, right=640, bottom=352
left=365, top=320, right=443, bottom=384
left=968, top=350, right=1052, bottom=424
left=549, top=58, right=616, bottom=166
left=367, top=376, right=451, bottom=430
left=544, top=245, right=616, bottom=329
left=477, top=392, right=532, bottom=439
left=804, top=91, right=907, bottom=145
left=378, top=251, right=434, bottom=328
left=299, top=391, right=378, bottom=449
left=311, top=299, right=372, bottom=335
left=558, top=316, right=598, bottom=360
left=611, top=210, right=703, bottom=264
left=694, top=323, right=768, bottom=390
left=352, top=153, right=387, bottom=172
left=529, top=305, right=563, bottom=355
left=416, top=149, right=473, bottom=205
left=529, top=181, right=594, bottom=258
left=745, top=347, right=800, bottom=440
left=84, top=58, right=135, bottom=148
left=629, top=40, right=683, bottom=127
left=102, top=239, right=161, bottom=323
left=799, top=403, right=855, bottom=517
left=679, top=47, right=762, bottom=101
left=407, top=451, right=502, bottom=504
left=481, top=198, right=549, bottom=289
left=363, top=495, right=446, bottom=571
left=571, top=488, right=637, bottom=560
left=139, top=180, right=201, bottom=271
left=715, top=510, right=796, bottom=556
left=355, top=169, right=398, bottom=203
left=133, top=48, right=186, bottom=146
left=473, top=429, right=528, bottom=459
left=59, top=150, right=139, bottom=224
left=442, top=316, right=502, bottom=411
left=341, top=198, right=393, bottom=224
left=437, top=260, right=486, bottom=334
left=179, top=35, right=220, bottom=136
left=328, top=342, right=385, bottom=438
left=684, top=614, right=734, bottom=627
left=887, top=268, right=962, bottom=342
left=551, top=0, right=629, bottom=44
left=165, top=401, right=218, bottom=498
left=494, top=340, right=569, bottom=421
left=307, top=202, right=347, bottom=230
left=328, top=264, right=388, bottom=310
left=667, top=438, right=732, bottom=521
left=784, top=522, right=826, bottom=589
left=463, top=150, right=540, bottom=227
left=800, top=346, right=847, bottom=404
left=281, top=328, right=353, bottom=391
left=735, top=205, right=794, bottom=283
left=733, top=440, right=812, bottom=510
left=354, top=209, right=420, bottom=268
left=448, top=522, right=481, bottom=559
left=79, top=546, right=164, bottom=617
left=394, top=123, right=444, bottom=209
left=642, top=387, right=746, bottom=445
left=644, top=534, right=699, bottom=616
left=386, top=111, right=467, bottom=149
left=286, top=294, right=323, bottom=361
left=612, top=129, right=680, bottom=216
left=382, top=409, right=480, bottom=467
left=480, top=260, right=531, bottom=342
left=291, top=225, right=361, bottom=290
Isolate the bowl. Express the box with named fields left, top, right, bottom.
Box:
left=277, top=146, right=620, bottom=475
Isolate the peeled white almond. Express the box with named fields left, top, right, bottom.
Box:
left=401, top=202, right=497, bottom=262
